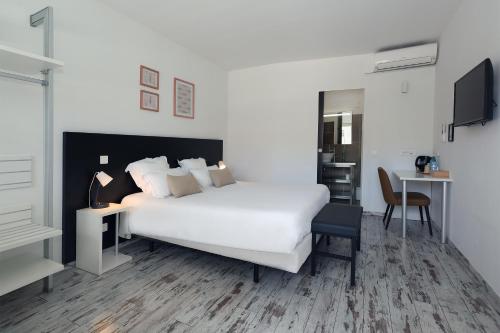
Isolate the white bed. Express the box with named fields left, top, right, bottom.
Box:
left=120, top=181, right=329, bottom=273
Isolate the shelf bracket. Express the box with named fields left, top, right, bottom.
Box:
left=31, top=6, right=55, bottom=293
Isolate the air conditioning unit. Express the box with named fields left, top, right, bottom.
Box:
left=371, top=43, right=438, bottom=72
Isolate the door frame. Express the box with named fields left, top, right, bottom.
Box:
left=317, top=91, right=324, bottom=184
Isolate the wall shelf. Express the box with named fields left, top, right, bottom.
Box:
left=0, top=253, right=64, bottom=296
left=0, top=44, right=63, bottom=74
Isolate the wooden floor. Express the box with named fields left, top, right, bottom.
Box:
left=2, top=214, right=500, bottom=333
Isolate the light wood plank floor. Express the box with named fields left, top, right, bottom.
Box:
left=1, top=214, right=500, bottom=333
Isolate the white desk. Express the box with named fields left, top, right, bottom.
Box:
left=394, top=170, right=453, bottom=243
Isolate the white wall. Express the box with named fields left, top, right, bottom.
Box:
left=226, top=55, right=435, bottom=217
left=324, top=89, right=364, bottom=115
left=433, top=0, right=500, bottom=295
left=0, top=0, right=227, bottom=262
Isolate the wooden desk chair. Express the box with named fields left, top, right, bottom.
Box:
left=377, top=167, right=432, bottom=236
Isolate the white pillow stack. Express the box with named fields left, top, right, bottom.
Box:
left=190, top=165, right=219, bottom=188
left=126, top=156, right=222, bottom=198
left=178, top=157, right=207, bottom=171
left=125, top=156, right=169, bottom=193
left=179, top=158, right=220, bottom=189
left=142, top=167, right=188, bottom=198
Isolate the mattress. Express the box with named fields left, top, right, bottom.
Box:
left=120, top=181, right=329, bottom=254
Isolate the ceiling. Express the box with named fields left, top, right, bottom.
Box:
left=99, top=0, right=461, bottom=70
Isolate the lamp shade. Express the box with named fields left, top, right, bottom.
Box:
left=218, top=161, right=226, bottom=169
left=96, top=171, right=113, bottom=187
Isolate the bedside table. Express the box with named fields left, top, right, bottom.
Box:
left=76, top=203, right=132, bottom=275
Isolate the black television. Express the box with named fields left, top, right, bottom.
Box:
left=453, top=58, right=494, bottom=127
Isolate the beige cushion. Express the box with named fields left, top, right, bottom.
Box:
left=166, top=174, right=202, bottom=198
left=209, top=168, right=236, bottom=187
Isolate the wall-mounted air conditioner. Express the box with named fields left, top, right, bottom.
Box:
left=371, top=43, right=438, bottom=73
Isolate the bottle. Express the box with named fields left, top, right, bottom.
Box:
left=429, top=156, right=439, bottom=172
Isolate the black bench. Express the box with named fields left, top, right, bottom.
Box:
left=311, top=203, right=363, bottom=286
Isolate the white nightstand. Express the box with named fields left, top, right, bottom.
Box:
left=76, top=203, right=132, bottom=275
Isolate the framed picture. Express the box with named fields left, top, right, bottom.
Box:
left=174, top=77, right=195, bottom=119
left=140, top=90, right=159, bottom=112
left=140, top=65, right=159, bottom=89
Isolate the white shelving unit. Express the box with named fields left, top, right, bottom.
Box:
left=0, top=254, right=63, bottom=296
left=0, top=44, right=63, bottom=74
left=0, top=7, right=64, bottom=296
left=0, top=204, right=64, bottom=296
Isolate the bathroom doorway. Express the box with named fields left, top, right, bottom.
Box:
left=317, top=89, right=364, bottom=205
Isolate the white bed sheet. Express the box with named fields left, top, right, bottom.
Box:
left=120, top=181, right=329, bottom=254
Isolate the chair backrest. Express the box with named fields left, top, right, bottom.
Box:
left=378, top=167, right=397, bottom=204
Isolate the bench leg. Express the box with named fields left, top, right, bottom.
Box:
left=350, top=237, right=356, bottom=287
left=357, top=226, right=361, bottom=251
left=311, top=232, right=316, bottom=276
left=149, top=241, right=155, bottom=252
left=326, top=235, right=330, bottom=246
left=253, top=264, right=259, bottom=283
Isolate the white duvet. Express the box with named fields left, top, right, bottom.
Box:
left=120, top=182, right=329, bottom=254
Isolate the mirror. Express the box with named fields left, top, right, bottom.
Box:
left=323, top=112, right=352, bottom=145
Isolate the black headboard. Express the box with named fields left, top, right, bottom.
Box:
left=62, top=132, right=223, bottom=264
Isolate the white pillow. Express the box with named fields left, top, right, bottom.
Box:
left=142, top=167, right=189, bottom=198
left=125, top=156, right=169, bottom=193
left=189, top=165, right=218, bottom=188
left=167, top=167, right=189, bottom=176
left=190, top=168, right=212, bottom=188
left=178, top=158, right=207, bottom=171
left=143, top=171, right=169, bottom=198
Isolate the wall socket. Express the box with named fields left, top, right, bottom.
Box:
left=100, top=155, right=108, bottom=164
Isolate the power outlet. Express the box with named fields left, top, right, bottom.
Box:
left=100, top=155, right=108, bottom=165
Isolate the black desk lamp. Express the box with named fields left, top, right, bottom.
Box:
left=88, top=171, right=113, bottom=209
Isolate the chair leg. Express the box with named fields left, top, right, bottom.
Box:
left=383, top=204, right=390, bottom=222
left=419, top=206, right=424, bottom=225
left=425, top=206, right=433, bottom=236
left=385, top=205, right=394, bottom=230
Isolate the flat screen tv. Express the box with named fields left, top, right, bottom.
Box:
left=453, top=58, right=494, bottom=127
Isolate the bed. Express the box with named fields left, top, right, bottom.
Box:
left=62, top=132, right=329, bottom=281
left=120, top=181, right=329, bottom=274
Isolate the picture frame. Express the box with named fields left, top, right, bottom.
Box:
left=140, top=90, right=159, bottom=112
left=140, top=65, right=159, bottom=90
left=173, top=77, right=195, bottom=119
